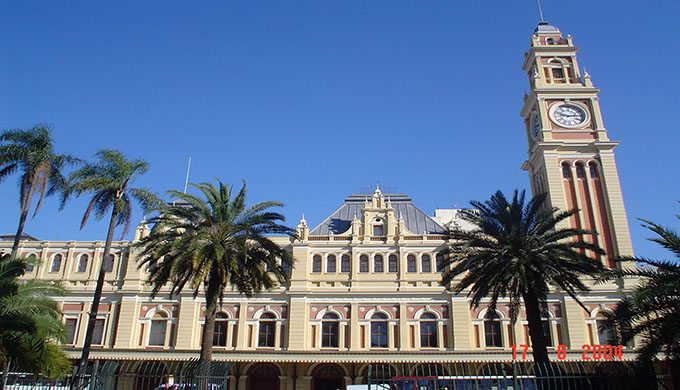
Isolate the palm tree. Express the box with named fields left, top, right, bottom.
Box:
left=605, top=217, right=680, bottom=386
left=441, top=190, right=605, bottom=363
left=135, top=181, right=295, bottom=361
left=60, top=149, right=161, bottom=378
left=0, top=124, right=78, bottom=257
left=0, top=254, right=71, bottom=390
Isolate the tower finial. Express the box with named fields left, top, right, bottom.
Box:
left=537, top=0, right=545, bottom=22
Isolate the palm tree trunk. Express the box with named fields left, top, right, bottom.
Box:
left=522, top=289, right=550, bottom=363
left=75, top=207, right=118, bottom=382
left=200, top=295, right=217, bottom=362
left=10, top=184, right=34, bottom=258
left=0, top=360, right=11, bottom=390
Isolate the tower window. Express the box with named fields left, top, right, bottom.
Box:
left=562, top=164, right=572, bottom=179
left=589, top=163, right=600, bottom=179
left=576, top=164, right=586, bottom=180
left=421, top=254, right=432, bottom=273
left=407, top=254, right=417, bottom=273
left=436, top=253, right=446, bottom=272
left=552, top=68, right=564, bottom=79
left=360, top=255, right=369, bottom=273
left=312, top=255, right=322, bottom=273
left=374, top=254, right=384, bottom=272
left=327, top=255, right=336, bottom=273
left=546, top=37, right=555, bottom=45
left=341, top=254, right=351, bottom=273
left=373, top=224, right=384, bottom=237
left=388, top=254, right=398, bottom=273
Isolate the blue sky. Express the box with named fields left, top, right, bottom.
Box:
left=1, top=1, right=679, bottom=261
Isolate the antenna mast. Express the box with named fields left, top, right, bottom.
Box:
left=537, top=0, right=545, bottom=22
left=183, top=157, right=192, bottom=193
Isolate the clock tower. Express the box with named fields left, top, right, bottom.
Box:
left=520, top=22, right=633, bottom=267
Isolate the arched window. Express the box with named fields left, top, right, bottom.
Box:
left=484, top=311, right=503, bottom=347
left=436, top=253, right=445, bottom=273
left=77, top=254, right=88, bottom=273
left=546, top=37, right=555, bottom=45
left=258, top=313, right=276, bottom=347
left=213, top=312, right=229, bottom=346
left=321, top=313, right=339, bottom=348
left=575, top=163, right=586, bottom=180
left=596, top=312, right=616, bottom=345
left=360, top=255, right=369, bottom=273
left=374, top=255, right=384, bottom=273
left=50, top=254, right=63, bottom=273
left=407, top=254, right=417, bottom=273
left=541, top=313, right=553, bottom=347
left=312, top=255, right=322, bottom=273
left=149, top=312, right=168, bottom=346
left=562, top=163, right=571, bottom=179
left=589, top=162, right=599, bottom=179
left=371, top=313, right=388, bottom=348
left=420, top=313, right=438, bottom=348
left=103, top=254, right=115, bottom=273
left=388, top=254, right=398, bottom=273
left=421, top=254, right=431, bottom=273
left=327, top=255, right=336, bottom=273
left=548, top=59, right=566, bottom=82
left=341, top=254, right=351, bottom=273
left=26, top=254, right=36, bottom=272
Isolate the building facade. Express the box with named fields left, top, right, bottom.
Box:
left=1, top=22, right=638, bottom=390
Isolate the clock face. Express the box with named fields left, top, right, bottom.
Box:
left=550, top=103, right=588, bottom=128
left=531, top=115, right=541, bottom=139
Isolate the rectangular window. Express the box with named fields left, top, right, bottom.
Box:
left=64, top=319, right=78, bottom=344
left=373, top=225, right=384, bottom=236
left=149, top=320, right=167, bottom=346
left=420, top=322, right=438, bottom=348
left=258, top=321, right=276, bottom=347
left=371, top=322, right=388, bottom=348
left=484, top=321, right=503, bottom=347
left=213, top=322, right=228, bottom=346
left=321, top=322, right=339, bottom=348
left=92, top=319, right=106, bottom=345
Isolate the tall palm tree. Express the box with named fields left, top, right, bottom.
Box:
left=0, top=254, right=71, bottom=390
left=0, top=124, right=78, bottom=257
left=605, top=217, right=680, bottom=385
left=135, top=181, right=295, bottom=361
left=60, top=149, right=160, bottom=378
left=441, top=190, right=605, bottom=363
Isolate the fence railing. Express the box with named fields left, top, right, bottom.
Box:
left=366, top=361, right=670, bottom=390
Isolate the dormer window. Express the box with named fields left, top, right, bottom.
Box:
left=372, top=218, right=384, bottom=236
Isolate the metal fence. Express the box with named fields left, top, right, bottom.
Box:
left=93, top=360, right=234, bottom=390
left=3, top=360, right=234, bottom=390
left=366, top=361, right=671, bottom=390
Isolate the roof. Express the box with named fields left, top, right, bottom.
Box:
left=309, top=193, right=445, bottom=235
left=534, top=21, right=561, bottom=34
left=0, top=233, right=39, bottom=241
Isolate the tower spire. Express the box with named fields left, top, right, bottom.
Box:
left=536, top=0, right=545, bottom=22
